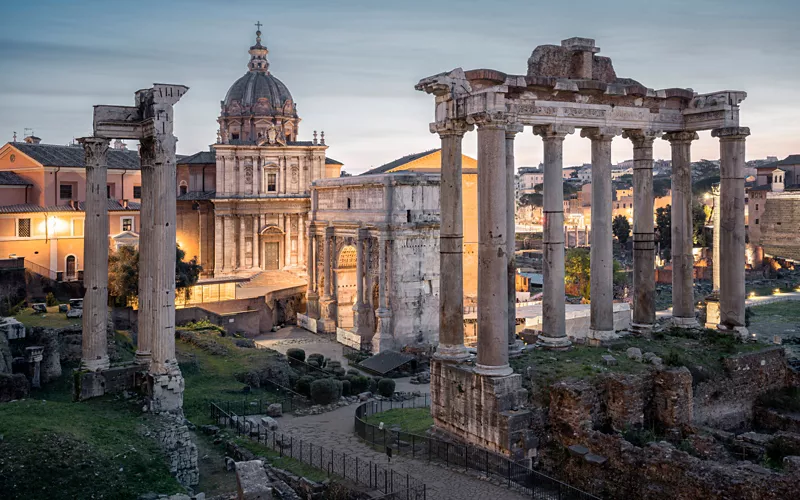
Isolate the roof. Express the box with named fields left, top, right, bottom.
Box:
left=177, top=191, right=216, bottom=201
left=325, top=157, right=343, bottom=165
left=0, top=171, right=32, bottom=186
left=224, top=71, right=294, bottom=111
left=178, top=151, right=216, bottom=165
left=0, top=200, right=140, bottom=214
left=361, top=149, right=439, bottom=176
left=518, top=166, right=543, bottom=174
left=11, top=143, right=141, bottom=170
left=356, top=350, right=415, bottom=375
left=757, top=155, right=800, bottom=171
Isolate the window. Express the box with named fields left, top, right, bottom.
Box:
left=347, top=198, right=352, bottom=209
left=755, top=204, right=759, bottom=211
left=107, top=185, right=112, bottom=199
left=267, top=173, right=277, bottom=192
left=755, top=219, right=759, bottom=225
left=179, top=184, right=188, bottom=196
left=60, top=184, right=73, bottom=200
left=133, top=185, right=142, bottom=199
left=18, top=218, right=31, bottom=238
left=121, top=217, right=133, bottom=232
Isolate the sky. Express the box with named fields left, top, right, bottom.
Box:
left=1, top=0, right=799, bottom=174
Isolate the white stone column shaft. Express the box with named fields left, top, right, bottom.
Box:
left=474, top=117, right=512, bottom=376
left=535, top=125, right=573, bottom=348
left=664, top=131, right=699, bottom=326
left=136, top=138, right=155, bottom=365
left=582, top=128, right=620, bottom=339
left=712, top=127, right=750, bottom=333
left=252, top=215, right=260, bottom=268
left=214, top=214, right=224, bottom=274
left=298, top=214, right=305, bottom=269
left=285, top=214, right=293, bottom=267
left=505, top=124, right=523, bottom=354
left=625, top=130, right=659, bottom=335
left=712, top=185, right=721, bottom=291
left=79, top=137, right=110, bottom=371
left=432, top=121, right=471, bottom=362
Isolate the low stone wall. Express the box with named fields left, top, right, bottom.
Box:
left=74, top=364, right=139, bottom=401
left=694, top=347, right=792, bottom=430
left=148, top=414, right=199, bottom=488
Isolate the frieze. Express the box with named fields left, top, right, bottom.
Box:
left=563, top=107, right=606, bottom=119
left=684, top=110, right=726, bottom=125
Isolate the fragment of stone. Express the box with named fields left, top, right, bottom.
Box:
left=626, top=347, right=642, bottom=362
left=650, top=357, right=663, bottom=367
left=583, top=453, right=608, bottom=465
left=260, top=416, right=278, bottom=431
left=568, top=444, right=590, bottom=457
left=58, top=304, right=68, bottom=313
left=602, top=354, right=618, bottom=366
left=235, top=460, right=272, bottom=500
left=784, top=456, right=800, bottom=473
left=642, top=351, right=656, bottom=362
left=358, top=391, right=372, bottom=401
left=32, top=303, right=47, bottom=313
left=266, top=403, right=282, bottom=417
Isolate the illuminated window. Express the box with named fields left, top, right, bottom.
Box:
left=17, top=218, right=31, bottom=238
left=121, top=217, right=134, bottom=232
left=267, top=173, right=277, bottom=192
left=60, top=184, right=73, bottom=200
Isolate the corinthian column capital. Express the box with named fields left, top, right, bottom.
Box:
left=580, top=127, right=622, bottom=142
left=622, top=129, right=660, bottom=149
left=532, top=124, right=575, bottom=141
left=467, top=111, right=508, bottom=129
left=711, top=127, right=750, bottom=141
left=662, top=131, right=699, bottom=144
left=430, top=119, right=473, bottom=138
left=78, top=137, right=109, bottom=167
left=505, top=122, right=524, bottom=138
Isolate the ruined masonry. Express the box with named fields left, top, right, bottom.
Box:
left=417, top=37, right=749, bottom=457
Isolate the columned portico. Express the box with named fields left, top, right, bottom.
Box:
left=624, top=130, right=659, bottom=335
left=473, top=114, right=512, bottom=377
left=712, top=127, right=750, bottom=335
left=79, top=137, right=111, bottom=371
left=505, top=124, right=524, bottom=356
left=433, top=120, right=471, bottom=362
left=664, top=131, right=699, bottom=327
left=582, top=127, right=619, bottom=340
left=534, top=124, right=574, bottom=349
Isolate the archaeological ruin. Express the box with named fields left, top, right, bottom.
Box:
left=417, top=37, right=751, bottom=458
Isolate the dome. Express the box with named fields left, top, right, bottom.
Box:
left=223, top=71, right=293, bottom=111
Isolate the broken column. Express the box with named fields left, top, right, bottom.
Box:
left=433, top=120, right=471, bottom=362
left=624, top=130, right=659, bottom=335
left=534, top=124, right=573, bottom=349
left=305, top=222, right=320, bottom=319
left=506, top=124, right=524, bottom=356
left=582, top=127, right=619, bottom=340
left=79, top=137, right=111, bottom=371
left=664, top=131, right=699, bottom=327
left=26, top=346, right=44, bottom=389
left=712, top=127, right=750, bottom=335
left=474, top=114, right=512, bottom=376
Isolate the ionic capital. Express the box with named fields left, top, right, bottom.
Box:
left=430, top=120, right=473, bottom=138
left=622, top=129, right=660, bottom=148
left=467, top=111, right=508, bottom=130
left=77, top=137, right=109, bottom=167
left=580, top=127, right=622, bottom=142
left=532, top=124, right=575, bottom=140
left=711, top=127, right=750, bottom=141
left=505, top=123, right=524, bottom=138
left=662, top=131, right=699, bottom=144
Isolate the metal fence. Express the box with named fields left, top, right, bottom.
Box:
left=354, top=397, right=600, bottom=500
left=210, top=402, right=426, bottom=499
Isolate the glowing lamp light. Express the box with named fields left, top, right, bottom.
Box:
left=773, top=288, right=781, bottom=295
left=748, top=291, right=757, bottom=299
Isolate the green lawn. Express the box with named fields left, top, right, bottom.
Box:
left=364, top=407, right=434, bottom=435
left=14, top=306, right=81, bottom=328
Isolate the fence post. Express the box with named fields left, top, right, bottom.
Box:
left=412, top=434, right=415, bottom=458
left=343, top=452, right=346, bottom=479
left=485, top=449, right=489, bottom=477
left=279, top=433, right=283, bottom=457
left=290, top=436, right=294, bottom=458
left=446, top=442, right=449, bottom=467
left=300, top=440, right=303, bottom=462
left=356, top=457, right=359, bottom=485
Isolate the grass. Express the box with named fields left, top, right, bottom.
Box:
left=511, top=328, right=768, bottom=405
left=0, top=388, right=182, bottom=499
left=14, top=306, right=81, bottom=328
left=363, top=407, right=434, bottom=435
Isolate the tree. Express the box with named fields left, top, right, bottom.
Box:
left=565, top=248, right=591, bottom=300
left=692, top=203, right=711, bottom=247
left=653, top=178, right=672, bottom=198
left=656, top=205, right=672, bottom=261
left=518, top=193, right=543, bottom=207
left=612, top=215, right=631, bottom=245
left=108, top=245, right=202, bottom=303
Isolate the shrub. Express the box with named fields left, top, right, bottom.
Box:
left=310, top=378, right=342, bottom=405
left=348, top=375, right=370, bottom=394
left=332, top=367, right=346, bottom=377
left=341, top=379, right=352, bottom=397
left=45, top=292, right=58, bottom=307
left=328, top=360, right=342, bottom=368
left=346, top=368, right=360, bottom=377
left=307, top=353, right=325, bottom=367
left=368, top=378, right=379, bottom=394
left=286, top=348, right=306, bottom=362
left=295, top=376, right=314, bottom=397
left=377, top=378, right=396, bottom=398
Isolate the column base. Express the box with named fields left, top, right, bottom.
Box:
left=372, top=309, right=393, bottom=353
left=433, top=343, right=470, bottom=363
left=630, top=322, right=654, bottom=336
left=535, top=335, right=572, bottom=351
left=473, top=363, right=514, bottom=377
left=317, top=318, right=337, bottom=334
left=146, top=364, right=185, bottom=414
left=135, top=351, right=152, bottom=366
left=671, top=316, right=699, bottom=328
left=508, top=340, right=526, bottom=357
left=80, top=356, right=110, bottom=372
left=705, top=295, right=721, bottom=330
left=588, top=328, right=617, bottom=341
left=718, top=323, right=749, bottom=339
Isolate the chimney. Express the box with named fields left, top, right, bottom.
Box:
left=24, top=135, right=42, bottom=145
left=122, top=199, right=129, bottom=209
left=113, top=139, right=127, bottom=151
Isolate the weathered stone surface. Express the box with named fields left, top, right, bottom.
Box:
left=626, top=347, right=642, bottom=362
left=235, top=460, right=271, bottom=500
left=652, top=368, right=693, bottom=429
left=601, top=354, right=617, bottom=366
left=266, top=403, right=282, bottom=417
left=32, top=303, right=47, bottom=313
left=568, top=444, right=589, bottom=456
left=260, top=416, right=278, bottom=431
left=784, top=456, right=800, bottom=474
left=148, top=414, right=199, bottom=487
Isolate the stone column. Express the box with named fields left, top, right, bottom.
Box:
left=298, top=214, right=305, bottom=270
left=224, top=216, right=235, bottom=270
left=214, top=215, right=224, bottom=275
left=322, top=227, right=332, bottom=301
left=353, top=228, right=365, bottom=334
left=79, top=137, right=111, bottom=371
left=281, top=157, right=287, bottom=194
left=473, top=115, right=512, bottom=376
left=318, top=226, right=337, bottom=332
left=306, top=223, right=319, bottom=319
left=624, top=130, right=659, bottom=335
left=432, top=120, right=471, bottom=362
left=136, top=138, right=155, bottom=365
left=712, top=127, right=750, bottom=335
left=252, top=215, right=260, bottom=269
left=505, top=124, right=524, bottom=356
left=256, top=156, right=264, bottom=195
left=253, top=157, right=261, bottom=195
left=372, top=233, right=393, bottom=352
left=285, top=214, right=293, bottom=267
left=663, top=131, right=699, bottom=327
left=581, top=127, right=620, bottom=340
left=712, top=184, right=721, bottom=291
left=238, top=216, right=246, bottom=269
left=534, top=125, right=574, bottom=349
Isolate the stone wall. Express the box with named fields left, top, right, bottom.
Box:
left=760, top=193, right=800, bottom=262
left=148, top=414, right=199, bottom=488
left=694, top=347, right=792, bottom=430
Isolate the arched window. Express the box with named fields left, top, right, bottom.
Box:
left=179, top=181, right=188, bottom=196
left=65, top=255, right=77, bottom=280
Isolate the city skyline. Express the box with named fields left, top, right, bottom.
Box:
left=2, top=0, right=798, bottom=173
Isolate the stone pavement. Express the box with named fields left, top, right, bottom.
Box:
left=273, top=399, right=528, bottom=500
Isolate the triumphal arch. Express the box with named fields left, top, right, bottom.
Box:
left=417, top=37, right=748, bottom=457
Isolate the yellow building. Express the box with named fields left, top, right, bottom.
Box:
left=361, top=149, right=479, bottom=302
